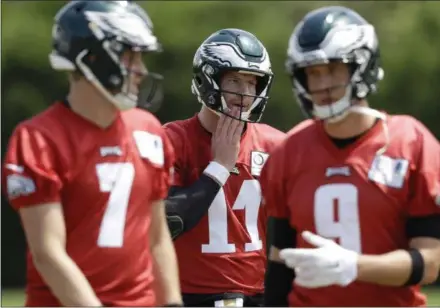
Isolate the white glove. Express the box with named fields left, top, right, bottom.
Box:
left=279, top=231, right=359, bottom=288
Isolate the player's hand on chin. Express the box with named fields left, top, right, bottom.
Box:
left=211, top=107, right=245, bottom=172
left=279, top=231, right=359, bottom=288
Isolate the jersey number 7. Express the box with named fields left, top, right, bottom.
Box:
left=96, top=162, right=135, bottom=248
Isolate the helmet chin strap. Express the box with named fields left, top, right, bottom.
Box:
left=312, top=85, right=387, bottom=124
left=312, top=85, right=352, bottom=123
left=114, top=82, right=138, bottom=111
left=113, top=91, right=137, bottom=111
left=219, top=95, right=250, bottom=121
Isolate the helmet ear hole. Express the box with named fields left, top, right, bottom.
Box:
left=88, top=54, right=97, bottom=63
left=348, top=63, right=357, bottom=77
left=195, top=76, right=203, bottom=86
left=74, top=2, right=86, bottom=13
left=294, top=68, right=308, bottom=92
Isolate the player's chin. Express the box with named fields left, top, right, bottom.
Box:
left=223, top=109, right=246, bottom=120
left=130, top=86, right=139, bottom=96
left=312, top=92, right=345, bottom=106
left=128, top=92, right=138, bottom=101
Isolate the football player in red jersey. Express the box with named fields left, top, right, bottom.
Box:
left=2, top=1, right=182, bottom=307
left=262, top=6, right=440, bottom=307
left=163, top=29, right=285, bottom=307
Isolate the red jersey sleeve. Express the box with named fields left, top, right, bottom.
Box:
left=150, top=128, right=175, bottom=202
left=406, top=121, right=440, bottom=217
left=163, top=123, right=185, bottom=187
left=260, top=144, right=290, bottom=219
left=2, top=125, right=62, bottom=210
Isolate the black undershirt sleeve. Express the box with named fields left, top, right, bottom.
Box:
left=406, top=214, right=440, bottom=239
left=264, top=217, right=297, bottom=307
left=165, top=174, right=221, bottom=240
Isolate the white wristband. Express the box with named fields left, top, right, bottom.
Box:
left=203, top=161, right=230, bottom=186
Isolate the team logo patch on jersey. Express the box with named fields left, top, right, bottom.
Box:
left=368, top=155, right=409, bottom=189
left=100, top=146, right=122, bottom=157
left=133, top=130, right=164, bottom=166
left=250, top=151, right=269, bottom=176
left=326, top=166, right=351, bottom=177
left=7, top=174, right=36, bottom=199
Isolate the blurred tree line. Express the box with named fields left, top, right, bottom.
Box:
left=2, top=1, right=439, bottom=287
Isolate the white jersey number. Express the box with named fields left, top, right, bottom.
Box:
left=96, top=162, right=135, bottom=248
left=314, top=183, right=362, bottom=253
left=202, top=179, right=262, bottom=253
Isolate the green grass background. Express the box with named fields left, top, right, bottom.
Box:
left=2, top=287, right=440, bottom=306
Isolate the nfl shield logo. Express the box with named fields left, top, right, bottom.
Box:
left=250, top=151, right=269, bottom=176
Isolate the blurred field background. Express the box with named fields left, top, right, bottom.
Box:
left=2, top=0, right=440, bottom=306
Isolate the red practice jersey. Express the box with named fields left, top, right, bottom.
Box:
left=2, top=102, right=174, bottom=307
left=164, top=114, right=285, bottom=295
left=261, top=115, right=440, bottom=307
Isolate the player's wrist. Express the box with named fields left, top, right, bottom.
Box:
left=203, top=161, right=230, bottom=186
left=337, top=248, right=359, bottom=286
